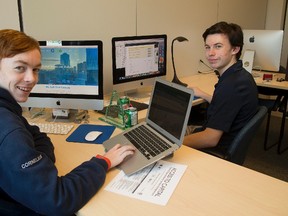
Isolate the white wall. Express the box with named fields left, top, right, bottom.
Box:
left=21, top=0, right=136, bottom=94
left=0, top=0, right=20, bottom=30
left=282, top=2, right=288, bottom=68
left=218, top=0, right=267, bottom=29
left=137, top=0, right=218, bottom=82
left=137, top=0, right=268, bottom=82
left=266, top=0, right=287, bottom=67
left=266, top=0, right=286, bottom=30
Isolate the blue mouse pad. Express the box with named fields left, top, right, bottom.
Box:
left=66, top=124, right=116, bottom=144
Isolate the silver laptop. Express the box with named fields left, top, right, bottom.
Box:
left=103, top=78, right=194, bottom=175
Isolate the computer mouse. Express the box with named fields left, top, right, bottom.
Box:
left=85, top=131, right=102, bottom=141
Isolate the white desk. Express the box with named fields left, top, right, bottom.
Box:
left=181, top=73, right=218, bottom=105
left=253, top=71, right=288, bottom=91
left=47, top=110, right=288, bottom=216
left=38, top=73, right=288, bottom=215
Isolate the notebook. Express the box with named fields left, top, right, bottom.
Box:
left=103, top=78, right=194, bottom=175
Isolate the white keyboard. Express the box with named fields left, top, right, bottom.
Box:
left=30, top=123, right=74, bottom=135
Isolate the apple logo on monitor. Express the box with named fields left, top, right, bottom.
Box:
left=249, top=36, right=255, bottom=43
left=56, top=100, right=61, bottom=106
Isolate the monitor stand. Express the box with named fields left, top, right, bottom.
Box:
left=26, top=107, right=88, bottom=123
left=46, top=109, right=88, bottom=123
left=52, top=108, right=70, bottom=119
left=122, top=87, right=152, bottom=100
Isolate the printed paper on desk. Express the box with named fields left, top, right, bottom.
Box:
left=105, top=160, right=187, bottom=206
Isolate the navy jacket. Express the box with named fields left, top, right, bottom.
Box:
left=0, top=87, right=108, bottom=215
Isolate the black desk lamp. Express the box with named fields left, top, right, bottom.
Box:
left=171, top=36, right=188, bottom=86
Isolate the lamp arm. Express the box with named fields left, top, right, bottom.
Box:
left=171, top=39, right=176, bottom=77
left=171, top=38, right=187, bottom=87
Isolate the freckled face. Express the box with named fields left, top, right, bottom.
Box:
left=0, top=49, right=41, bottom=102
left=204, top=33, right=239, bottom=75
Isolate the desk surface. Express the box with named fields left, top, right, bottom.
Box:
left=253, top=71, right=288, bottom=91
left=49, top=112, right=288, bottom=216
left=183, top=71, right=288, bottom=91
left=39, top=73, right=288, bottom=216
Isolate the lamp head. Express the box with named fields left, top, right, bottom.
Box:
left=173, top=36, right=189, bottom=43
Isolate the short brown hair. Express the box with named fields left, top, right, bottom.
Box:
left=0, top=29, right=40, bottom=60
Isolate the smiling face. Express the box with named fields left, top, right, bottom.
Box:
left=204, top=33, right=240, bottom=75
left=0, top=49, right=41, bottom=102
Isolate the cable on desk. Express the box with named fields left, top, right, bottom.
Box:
left=74, top=110, right=89, bottom=124
left=29, top=107, right=45, bottom=119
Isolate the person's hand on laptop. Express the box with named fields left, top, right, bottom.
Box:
left=103, top=144, right=136, bottom=168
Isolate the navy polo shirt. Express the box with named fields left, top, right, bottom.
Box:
left=203, top=61, right=258, bottom=152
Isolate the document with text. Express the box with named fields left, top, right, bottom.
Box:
left=105, top=160, right=187, bottom=205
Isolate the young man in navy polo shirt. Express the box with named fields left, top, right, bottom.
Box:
left=183, top=22, right=258, bottom=154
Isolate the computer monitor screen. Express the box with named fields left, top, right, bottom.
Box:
left=242, top=30, right=284, bottom=72
left=20, top=40, right=104, bottom=111
left=112, top=34, right=167, bottom=96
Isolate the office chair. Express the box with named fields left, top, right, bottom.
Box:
left=276, top=94, right=288, bottom=154
left=257, top=64, right=288, bottom=152
left=202, top=106, right=267, bottom=165
left=258, top=87, right=283, bottom=151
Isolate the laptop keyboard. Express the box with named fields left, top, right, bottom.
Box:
left=124, top=125, right=172, bottom=160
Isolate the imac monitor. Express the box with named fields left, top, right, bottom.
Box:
left=242, top=30, right=284, bottom=72
left=20, top=40, right=104, bottom=113
left=112, top=34, right=167, bottom=96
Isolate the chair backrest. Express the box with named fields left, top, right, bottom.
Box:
left=286, top=58, right=288, bottom=81
left=225, top=106, right=267, bottom=165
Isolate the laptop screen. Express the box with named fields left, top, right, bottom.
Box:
left=148, top=81, right=192, bottom=140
